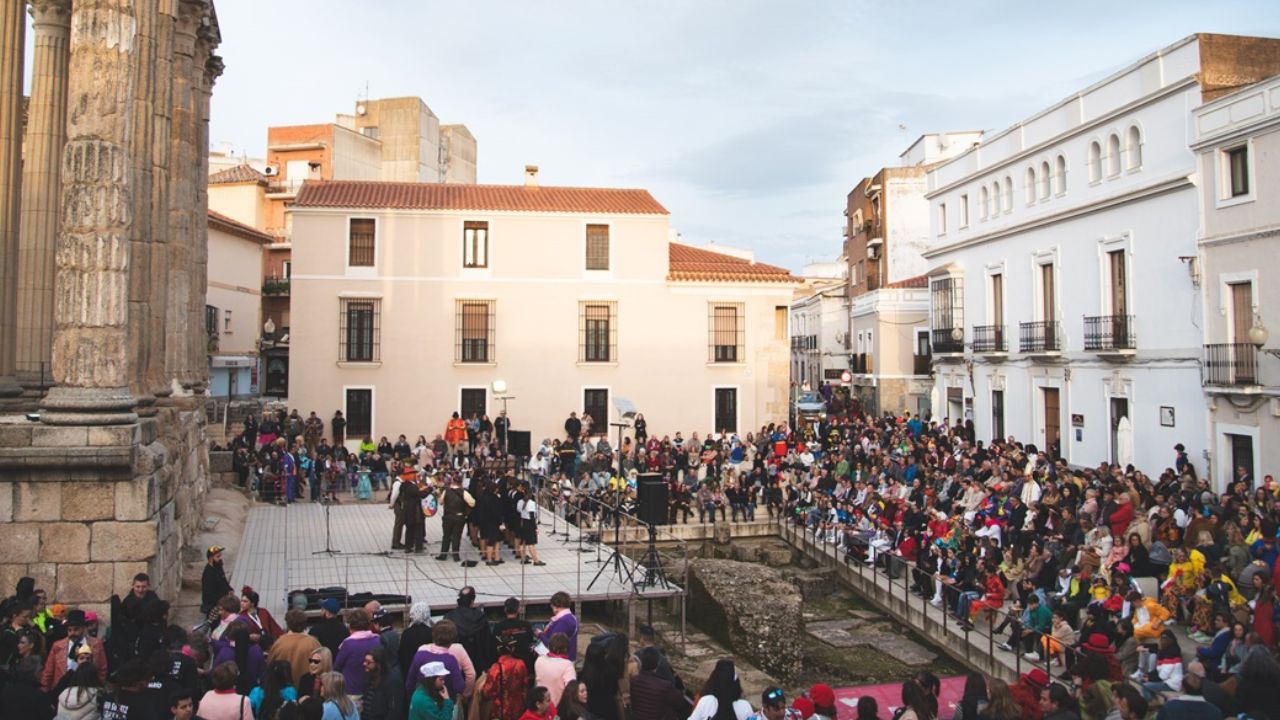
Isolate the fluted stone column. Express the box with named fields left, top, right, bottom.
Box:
left=146, top=0, right=176, bottom=402
left=41, top=0, right=139, bottom=425
left=164, top=0, right=200, bottom=394
left=127, top=0, right=158, bottom=410
left=191, top=49, right=221, bottom=395
left=0, top=0, right=26, bottom=399
left=16, top=0, right=72, bottom=393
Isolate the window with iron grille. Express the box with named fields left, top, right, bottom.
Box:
left=463, top=221, right=488, bottom=268
left=456, top=300, right=495, bottom=363
left=205, top=305, right=219, bottom=339
left=585, top=224, right=610, bottom=271
left=460, top=388, right=487, bottom=420
left=579, top=301, right=617, bottom=362
left=709, top=302, right=745, bottom=363
left=348, top=218, right=376, bottom=267
left=339, top=298, right=380, bottom=362
left=583, top=389, right=609, bottom=430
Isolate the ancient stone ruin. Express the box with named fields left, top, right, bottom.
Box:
left=687, top=558, right=805, bottom=682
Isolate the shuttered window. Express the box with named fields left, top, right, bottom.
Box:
left=586, top=224, right=610, bottom=270
left=709, top=303, right=744, bottom=363
left=339, top=299, right=380, bottom=362
left=580, top=301, right=617, bottom=362
left=463, top=221, right=489, bottom=268
left=348, top=218, right=376, bottom=267
left=456, top=300, right=496, bottom=363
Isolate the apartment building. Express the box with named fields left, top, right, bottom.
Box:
left=844, top=133, right=981, bottom=416
left=924, top=34, right=1280, bottom=480
left=1193, top=73, right=1280, bottom=489
left=206, top=211, right=272, bottom=397
left=790, top=261, right=847, bottom=392
left=286, top=169, right=798, bottom=446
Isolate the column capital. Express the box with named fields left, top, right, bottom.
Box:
left=29, top=0, right=72, bottom=32
left=202, top=54, right=224, bottom=89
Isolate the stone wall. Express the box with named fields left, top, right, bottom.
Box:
left=0, top=404, right=208, bottom=614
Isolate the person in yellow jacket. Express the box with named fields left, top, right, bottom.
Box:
left=1132, top=594, right=1171, bottom=642
left=1159, top=547, right=1206, bottom=620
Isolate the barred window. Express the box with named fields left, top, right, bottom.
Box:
left=339, top=298, right=380, bottom=362
left=456, top=300, right=495, bottom=363
left=584, top=388, right=609, bottom=429
left=709, top=302, right=744, bottom=363
left=348, top=218, right=376, bottom=267
left=463, top=221, right=488, bottom=268
left=585, top=224, right=610, bottom=271
left=205, top=305, right=219, bottom=339
left=579, top=301, right=617, bottom=362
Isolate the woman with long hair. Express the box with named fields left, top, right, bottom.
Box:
left=362, top=646, right=403, bottom=720
left=320, top=671, right=360, bottom=720
left=558, top=681, right=599, bottom=720
left=976, top=679, right=1019, bottom=720
left=55, top=661, right=102, bottom=720
left=689, top=659, right=752, bottom=720
left=953, top=672, right=987, bottom=720
left=578, top=643, right=622, bottom=720
left=297, top=647, right=334, bottom=700
left=898, top=679, right=935, bottom=720
left=250, top=659, right=298, bottom=719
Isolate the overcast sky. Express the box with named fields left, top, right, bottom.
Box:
left=91, top=2, right=1280, bottom=270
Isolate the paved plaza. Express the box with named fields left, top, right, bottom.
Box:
left=230, top=501, right=678, bottom=618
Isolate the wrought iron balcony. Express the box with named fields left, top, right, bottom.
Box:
left=972, top=324, right=1007, bottom=353
left=1203, top=343, right=1258, bottom=386
left=1019, top=320, right=1061, bottom=353
left=931, top=328, right=964, bottom=354
left=1084, top=314, right=1135, bottom=351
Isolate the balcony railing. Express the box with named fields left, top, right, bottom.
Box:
left=972, top=324, right=1007, bottom=353
left=1084, top=314, right=1135, bottom=351
left=262, top=275, right=290, bottom=296
left=931, top=328, right=964, bottom=354
left=912, top=354, right=932, bottom=376
left=1019, top=320, right=1061, bottom=353
left=1203, top=343, right=1258, bottom=386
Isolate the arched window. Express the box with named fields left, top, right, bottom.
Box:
left=1040, top=161, right=1051, bottom=199
left=979, top=186, right=989, bottom=220
left=1055, top=155, right=1067, bottom=193
left=1107, top=134, right=1121, bottom=177
left=1003, top=176, right=1013, bottom=213
left=1126, top=126, right=1142, bottom=170
left=1088, top=141, right=1102, bottom=183
left=1025, top=167, right=1036, bottom=205
left=992, top=182, right=1002, bottom=215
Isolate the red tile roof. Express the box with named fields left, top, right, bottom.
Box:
left=668, top=243, right=800, bottom=284
left=208, top=210, right=273, bottom=244
left=882, top=274, right=928, bottom=289
left=208, top=164, right=267, bottom=185
left=293, top=180, right=669, bottom=215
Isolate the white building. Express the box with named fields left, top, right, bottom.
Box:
left=924, top=34, right=1280, bottom=477
left=790, top=261, right=848, bottom=392
left=206, top=211, right=270, bottom=397
left=1193, top=72, right=1280, bottom=490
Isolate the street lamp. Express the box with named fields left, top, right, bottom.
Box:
left=263, top=318, right=276, bottom=339
left=1248, top=315, right=1268, bottom=348
left=491, top=379, right=514, bottom=455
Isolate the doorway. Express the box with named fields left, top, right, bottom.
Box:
left=946, top=387, right=963, bottom=424
left=1229, top=433, right=1255, bottom=485
left=1109, top=397, right=1129, bottom=465
left=991, top=390, right=1005, bottom=443
left=1042, top=387, right=1061, bottom=460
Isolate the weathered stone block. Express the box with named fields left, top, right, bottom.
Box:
left=31, top=425, right=89, bottom=448
left=27, top=563, right=58, bottom=594
left=0, top=565, right=31, bottom=595
left=713, top=523, right=732, bottom=545
left=57, top=563, right=115, bottom=603
left=91, top=521, right=159, bottom=562
left=0, top=425, right=33, bottom=447
left=0, top=483, right=12, bottom=522
left=0, top=523, right=40, bottom=564
left=62, top=482, right=116, bottom=521
left=88, top=425, right=136, bottom=447
left=39, top=522, right=91, bottom=563
left=14, top=482, right=62, bottom=522
left=209, top=451, right=232, bottom=473
left=687, top=559, right=805, bottom=682
left=115, top=479, right=151, bottom=521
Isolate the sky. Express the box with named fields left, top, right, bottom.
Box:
left=144, top=2, right=1280, bottom=271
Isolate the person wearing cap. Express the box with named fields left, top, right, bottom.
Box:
left=746, top=687, right=803, bottom=720
left=792, top=697, right=816, bottom=720
left=808, top=684, right=837, bottom=720
left=1012, top=669, right=1050, bottom=720
left=40, top=608, right=107, bottom=691
left=201, top=545, right=234, bottom=616
left=310, top=598, right=350, bottom=658
left=410, top=660, right=455, bottom=720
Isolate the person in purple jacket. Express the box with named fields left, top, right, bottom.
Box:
left=406, top=622, right=465, bottom=699
left=538, top=592, right=580, bottom=662
left=212, top=620, right=265, bottom=694
left=333, top=609, right=383, bottom=696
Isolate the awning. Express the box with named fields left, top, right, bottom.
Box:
left=211, top=355, right=257, bottom=369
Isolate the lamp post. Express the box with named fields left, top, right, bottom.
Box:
left=492, top=379, right=514, bottom=456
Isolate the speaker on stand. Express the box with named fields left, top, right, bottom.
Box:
left=636, top=472, right=668, bottom=526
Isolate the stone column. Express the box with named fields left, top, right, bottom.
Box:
left=16, top=0, right=73, bottom=393
left=164, top=0, right=199, bottom=394
left=127, top=0, right=157, bottom=410
left=0, top=0, right=26, bottom=400
left=191, top=47, right=221, bottom=395
left=41, top=0, right=139, bottom=425
left=146, top=0, right=175, bottom=403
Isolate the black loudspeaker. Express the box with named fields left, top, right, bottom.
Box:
left=507, top=430, right=531, bottom=458
left=636, top=473, right=668, bottom=526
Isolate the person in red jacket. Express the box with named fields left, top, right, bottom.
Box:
left=41, top=609, right=107, bottom=692
left=1106, top=493, right=1135, bottom=539
left=969, top=572, right=1007, bottom=624
left=519, top=686, right=558, bottom=720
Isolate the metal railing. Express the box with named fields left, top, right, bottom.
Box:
left=1084, top=314, right=1135, bottom=351
left=932, top=328, right=964, bottom=354
left=1203, top=343, right=1258, bottom=386
left=972, top=324, right=1007, bottom=353
left=1019, top=320, right=1060, bottom=353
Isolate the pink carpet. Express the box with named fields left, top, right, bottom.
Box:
left=831, top=675, right=966, bottom=720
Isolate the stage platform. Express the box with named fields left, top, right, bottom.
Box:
left=229, top=500, right=680, bottom=618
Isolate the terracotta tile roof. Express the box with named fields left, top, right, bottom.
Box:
left=208, top=210, right=273, bottom=244
left=208, top=164, right=268, bottom=185
left=882, top=274, right=928, bottom=289
left=293, top=180, right=669, bottom=215
left=668, top=243, right=800, bottom=284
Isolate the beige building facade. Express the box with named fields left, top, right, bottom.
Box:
left=1193, top=72, right=1280, bottom=489
left=207, top=211, right=270, bottom=397
left=287, top=173, right=797, bottom=446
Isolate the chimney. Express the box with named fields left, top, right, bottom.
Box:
left=524, top=165, right=539, bottom=188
